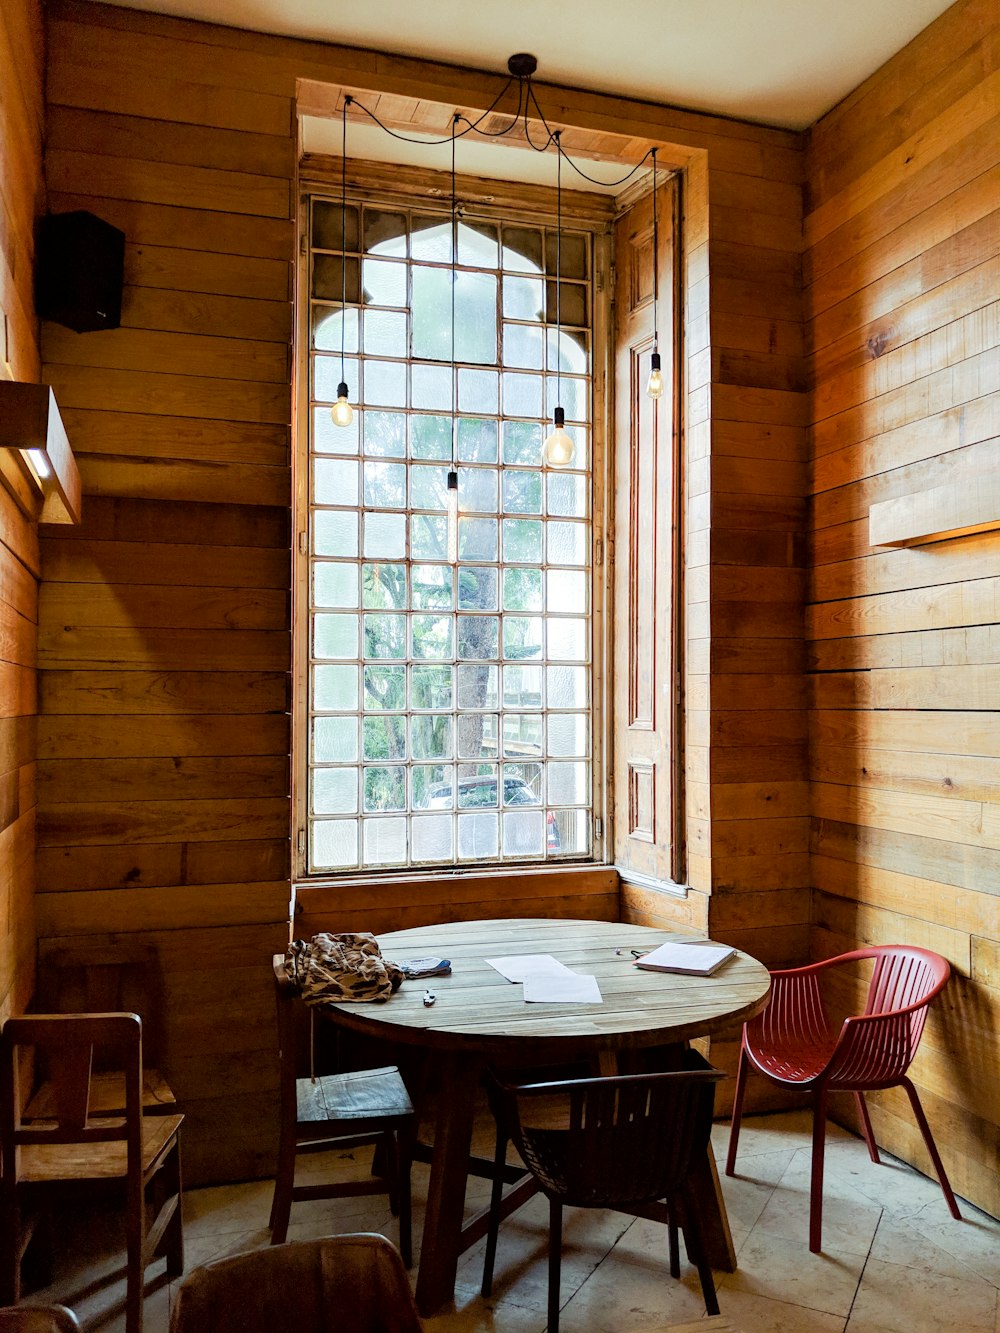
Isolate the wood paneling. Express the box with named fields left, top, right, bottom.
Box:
left=806, top=0, right=1000, bottom=1218
left=0, top=0, right=44, bottom=1027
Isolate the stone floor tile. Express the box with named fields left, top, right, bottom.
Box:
left=716, top=1285, right=848, bottom=1331
left=846, top=1256, right=999, bottom=1332
left=719, top=1228, right=865, bottom=1318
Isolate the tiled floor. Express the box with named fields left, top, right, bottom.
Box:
left=19, top=1109, right=1000, bottom=1332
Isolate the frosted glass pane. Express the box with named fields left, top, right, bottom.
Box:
left=363, top=665, right=405, bottom=711
left=546, top=569, right=587, bottom=613
left=457, top=418, right=498, bottom=463
left=503, top=617, right=542, bottom=661
left=503, top=470, right=542, bottom=515
left=411, top=415, right=452, bottom=460
left=503, top=714, right=542, bottom=758
left=459, top=466, right=498, bottom=514
left=411, top=364, right=452, bottom=411
left=502, top=519, right=542, bottom=563
left=313, top=664, right=358, bottom=712
left=503, top=372, right=543, bottom=418
left=502, top=226, right=543, bottom=273
left=547, top=375, right=588, bottom=424
left=503, top=568, right=542, bottom=612
left=312, top=302, right=358, bottom=350
left=364, top=411, right=406, bottom=457
left=363, top=512, right=406, bottom=558
left=363, top=309, right=406, bottom=358
left=311, top=819, right=358, bottom=870
left=314, top=613, right=357, bottom=660
left=502, top=421, right=542, bottom=466
left=503, top=665, right=542, bottom=709
left=548, top=761, right=589, bottom=805
left=458, top=812, right=499, bottom=860
left=547, top=618, right=587, bottom=661
left=458, top=220, right=498, bottom=267
left=547, top=665, right=587, bottom=709
left=411, top=514, right=448, bottom=560
left=546, top=521, right=587, bottom=565
left=547, top=472, right=588, bottom=519
left=364, top=613, right=406, bottom=659
left=458, top=664, right=498, bottom=710
left=458, top=369, right=498, bottom=414
left=458, top=567, right=497, bottom=611
left=313, top=716, right=358, bottom=763
left=363, top=208, right=406, bottom=256
left=412, top=764, right=451, bottom=809
left=502, top=763, right=542, bottom=803
left=362, top=564, right=406, bottom=610
left=314, top=457, right=358, bottom=507
left=412, top=814, right=453, bottom=862
left=411, top=664, right=452, bottom=710
left=313, top=562, right=357, bottom=609
left=503, top=323, right=543, bottom=370
left=364, top=461, right=407, bottom=508
left=412, top=564, right=452, bottom=610
left=363, top=816, right=407, bottom=864
left=313, top=405, right=359, bottom=455
left=547, top=713, right=588, bottom=757
left=362, top=258, right=406, bottom=305
left=313, top=768, right=358, bottom=815
left=313, top=255, right=359, bottom=302
left=551, top=808, right=590, bottom=856
left=363, top=767, right=406, bottom=812
left=411, top=714, right=453, bottom=760
left=412, top=268, right=496, bottom=364
left=458, top=713, right=498, bottom=759
left=363, top=715, right=406, bottom=761
left=411, top=216, right=451, bottom=262
left=502, top=810, right=544, bottom=856
left=363, top=359, right=406, bottom=408
left=458, top=616, right=498, bottom=661
left=314, top=511, right=358, bottom=558
left=314, top=354, right=358, bottom=401
left=503, top=276, right=543, bottom=321
left=411, top=615, right=453, bottom=660
left=547, top=327, right=588, bottom=375
left=459, top=518, right=498, bottom=562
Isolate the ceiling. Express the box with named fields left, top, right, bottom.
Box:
left=94, top=0, right=954, bottom=193
left=99, top=0, right=955, bottom=132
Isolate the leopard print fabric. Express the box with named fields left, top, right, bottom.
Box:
left=286, top=932, right=405, bottom=1005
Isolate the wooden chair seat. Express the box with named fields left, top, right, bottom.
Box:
left=14, top=1112, right=183, bottom=1183
left=24, top=1069, right=176, bottom=1120
left=296, top=1067, right=412, bottom=1129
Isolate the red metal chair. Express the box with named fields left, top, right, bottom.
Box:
left=725, top=945, right=960, bottom=1252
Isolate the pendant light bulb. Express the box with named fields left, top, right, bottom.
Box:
left=544, top=407, right=575, bottom=468
left=446, top=469, right=459, bottom=564
left=646, top=351, right=664, bottom=401
left=331, top=381, right=354, bottom=428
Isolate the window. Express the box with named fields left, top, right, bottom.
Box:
left=299, top=189, right=599, bottom=875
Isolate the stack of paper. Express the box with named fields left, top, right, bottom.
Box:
left=633, top=941, right=735, bottom=976
left=486, top=954, right=602, bottom=1004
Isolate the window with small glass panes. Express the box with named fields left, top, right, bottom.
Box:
left=303, top=191, right=595, bottom=874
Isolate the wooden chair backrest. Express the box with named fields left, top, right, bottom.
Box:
left=1, top=1013, right=143, bottom=1171
left=36, top=940, right=166, bottom=1066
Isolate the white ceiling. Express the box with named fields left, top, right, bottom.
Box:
left=99, top=0, right=955, bottom=131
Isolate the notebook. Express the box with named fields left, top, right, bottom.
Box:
left=633, top=940, right=736, bottom=976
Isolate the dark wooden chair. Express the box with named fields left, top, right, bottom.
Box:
left=27, top=942, right=175, bottom=1118
left=170, top=1233, right=421, bottom=1333
left=0, top=1013, right=184, bottom=1333
left=0, top=1308, right=81, bottom=1332
left=269, top=955, right=415, bottom=1264
left=485, top=1061, right=725, bottom=1333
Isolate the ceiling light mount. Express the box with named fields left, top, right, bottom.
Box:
left=507, top=52, right=538, bottom=79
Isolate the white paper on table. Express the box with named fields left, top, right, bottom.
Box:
left=522, top=971, right=603, bottom=1004
left=485, top=954, right=575, bottom=984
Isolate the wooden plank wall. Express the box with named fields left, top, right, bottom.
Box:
left=0, top=0, right=45, bottom=1027
left=806, top=0, right=1000, bottom=1217
left=37, top=0, right=814, bottom=1176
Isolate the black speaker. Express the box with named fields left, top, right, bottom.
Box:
left=36, top=210, right=126, bottom=333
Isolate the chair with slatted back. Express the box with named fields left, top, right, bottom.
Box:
left=0, top=1308, right=81, bottom=1332
left=485, top=1061, right=725, bottom=1333
left=27, top=942, right=175, bottom=1119
left=0, top=1013, right=184, bottom=1333
left=269, top=956, right=415, bottom=1264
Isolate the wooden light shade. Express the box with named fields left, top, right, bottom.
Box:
left=0, top=380, right=81, bottom=524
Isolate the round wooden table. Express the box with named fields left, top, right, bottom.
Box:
left=323, top=918, right=771, bottom=1315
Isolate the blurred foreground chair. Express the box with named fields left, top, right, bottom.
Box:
left=28, top=942, right=174, bottom=1118
left=269, top=956, right=414, bottom=1263
left=726, top=944, right=960, bottom=1252
left=170, top=1233, right=421, bottom=1333
left=484, top=1061, right=724, bottom=1333
left=0, top=1014, right=184, bottom=1333
left=0, top=1308, right=80, bottom=1332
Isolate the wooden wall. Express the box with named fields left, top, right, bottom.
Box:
left=0, top=0, right=45, bottom=1026
left=806, top=0, right=1000, bottom=1217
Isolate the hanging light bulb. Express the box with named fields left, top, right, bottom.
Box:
left=332, top=380, right=353, bottom=427
left=446, top=469, right=459, bottom=564
left=646, top=351, right=664, bottom=401
left=332, top=96, right=354, bottom=428
left=544, top=407, right=575, bottom=467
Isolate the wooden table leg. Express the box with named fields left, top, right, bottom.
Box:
left=415, top=1050, right=482, bottom=1317
left=688, top=1141, right=737, bottom=1271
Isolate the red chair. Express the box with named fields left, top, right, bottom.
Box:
left=725, top=945, right=960, bottom=1252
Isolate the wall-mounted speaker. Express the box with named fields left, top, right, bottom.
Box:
left=36, top=210, right=126, bottom=333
